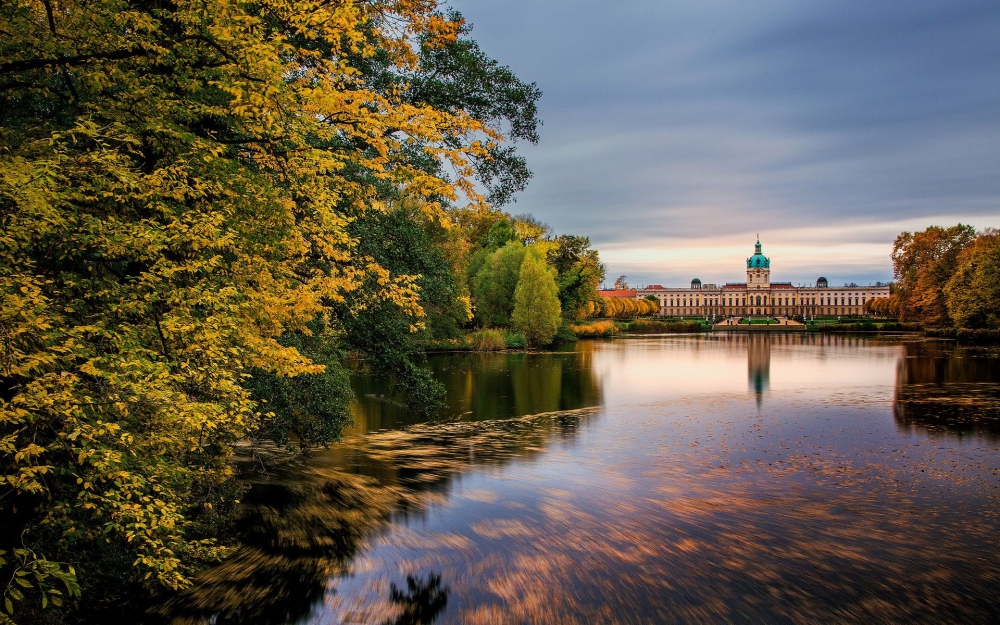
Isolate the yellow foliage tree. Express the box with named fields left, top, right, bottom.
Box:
left=0, top=0, right=505, bottom=616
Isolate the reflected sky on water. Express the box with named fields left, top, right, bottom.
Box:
left=157, top=335, right=1000, bottom=625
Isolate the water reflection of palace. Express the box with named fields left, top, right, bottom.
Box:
left=748, top=334, right=770, bottom=408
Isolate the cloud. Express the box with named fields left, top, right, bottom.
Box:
left=449, top=0, right=1000, bottom=284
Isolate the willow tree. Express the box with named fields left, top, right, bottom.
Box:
left=0, top=0, right=505, bottom=618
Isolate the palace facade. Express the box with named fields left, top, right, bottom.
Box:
left=635, top=239, right=890, bottom=318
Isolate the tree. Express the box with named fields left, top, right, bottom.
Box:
left=245, top=318, right=353, bottom=452
left=356, top=11, right=542, bottom=208
left=511, top=213, right=551, bottom=245
left=472, top=241, right=527, bottom=327
left=0, top=0, right=513, bottom=619
left=945, top=229, right=1000, bottom=329
left=548, top=235, right=605, bottom=320
left=481, top=216, right=520, bottom=250
left=892, top=225, right=977, bottom=325
left=512, top=252, right=562, bottom=347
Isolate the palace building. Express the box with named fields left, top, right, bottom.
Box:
left=634, top=239, right=890, bottom=318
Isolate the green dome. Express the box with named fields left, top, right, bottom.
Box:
left=746, top=239, right=770, bottom=269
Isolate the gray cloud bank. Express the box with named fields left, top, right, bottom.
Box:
left=450, top=0, right=1000, bottom=287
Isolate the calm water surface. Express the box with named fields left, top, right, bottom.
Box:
left=158, top=335, right=1000, bottom=624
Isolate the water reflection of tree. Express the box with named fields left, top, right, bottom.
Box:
left=347, top=347, right=603, bottom=436
left=894, top=342, right=1000, bottom=440
left=352, top=407, right=599, bottom=495
left=146, top=466, right=402, bottom=625
left=382, top=574, right=449, bottom=625
left=435, top=349, right=602, bottom=421
left=149, top=406, right=599, bottom=624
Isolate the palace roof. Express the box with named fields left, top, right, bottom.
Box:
left=598, top=289, right=637, bottom=298
left=746, top=238, right=770, bottom=269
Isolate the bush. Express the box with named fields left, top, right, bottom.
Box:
left=569, top=320, right=618, bottom=337
left=504, top=330, right=527, bottom=349
left=468, top=329, right=508, bottom=351
left=553, top=325, right=579, bottom=344
left=923, top=327, right=1000, bottom=343
left=624, top=319, right=704, bottom=334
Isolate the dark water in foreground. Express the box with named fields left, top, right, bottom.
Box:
left=157, top=335, right=1000, bottom=624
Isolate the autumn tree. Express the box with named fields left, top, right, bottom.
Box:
left=892, top=225, right=976, bottom=325
left=353, top=11, right=541, bottom=208
left=512, top=252, right=562, bottom=347
left=511, top=213, right=552, bottom=245
left=0, top=0, right=520, bottom=620
left=945, top=229, right=1000, bottom=329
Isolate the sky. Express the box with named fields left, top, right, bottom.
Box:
left=449, top=0, right=1000, bottom=288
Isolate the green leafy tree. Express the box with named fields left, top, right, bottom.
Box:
left=245, top=317, right=353, bottom=452
left=945, top=229, right=1000, bottom=329
left=335, top=208, right=470, bottom=417
left=548, top=235, right=605, bottom=319
left=512, top=251, right=562, bottom=347
left=481, top=216, right=520, bottom=250
left=473, top=241, right=527, bottom=327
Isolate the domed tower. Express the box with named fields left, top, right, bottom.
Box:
left=816, top=277, right=828, bottom=288
left=690, top=278, right=702, bottom=290
left=746, top=237, right=770, bottom=290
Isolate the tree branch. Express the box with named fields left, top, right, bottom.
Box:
left=0, top=48, right=148, bottom=75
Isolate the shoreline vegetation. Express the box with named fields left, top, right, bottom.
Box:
left=419, top=317, right=1000, bottom=353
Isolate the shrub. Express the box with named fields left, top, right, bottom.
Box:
left=504, top=331, right=527, bottom=349
left=553, top=325, right=579, bottom=344
left=569, top=320, right=618, bottom=337
left=625, top=319, right=704, bottom=334
left=469, top=329, right=508, bottom=351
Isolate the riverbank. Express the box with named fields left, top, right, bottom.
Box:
left=923, top=327, right=1000, bottom=344
left=420, top=319, right=707, bottom=352
left=418, top=319, right=1000, bottom=352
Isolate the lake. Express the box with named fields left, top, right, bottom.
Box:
left=155, top=334, right=1000, bottom=624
